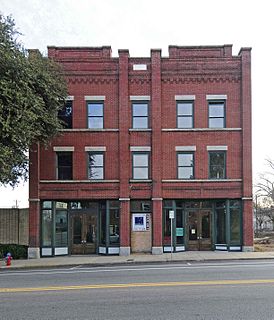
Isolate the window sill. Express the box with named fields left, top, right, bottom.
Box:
left=60, top=129, right=119, bottom=132
left=162, top=179, right=242, bottom=182
left=129, top=129, right=152, bottom=132
left=40, top=180, right=120, bottom=183
left=130, top=179, right=152, bottom=183
left=162, top=128, right=242, bottom=132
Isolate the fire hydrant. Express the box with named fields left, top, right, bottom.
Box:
left=5, top=252, right=12, bottom=267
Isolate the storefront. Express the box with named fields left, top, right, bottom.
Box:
left=163, top=200, right=242, bottom=252
left=40, top=200, right=120, bottom=257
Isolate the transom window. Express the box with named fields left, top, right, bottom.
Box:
left=132, top=102, right=149, bottom=129
left=87, top=102, right=104, bottom=129
left=177, top=101, right=194, bottom=128
left=208, top=101, right=225, bottom=128
left=132, top=152, right=149, bottom=179
left=209, top=151, right=226, bottom=179
left=56, top=152, right=73, bottom=180
left=88, top=152, right=104, bottom=180
left=177, top=152, right=194, bottom=179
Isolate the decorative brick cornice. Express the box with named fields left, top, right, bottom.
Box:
left=162, top=75, right=241, bottom=84
left=67, top=77, right=118, bottom=85
left=129, top=78, right=151, bottom=84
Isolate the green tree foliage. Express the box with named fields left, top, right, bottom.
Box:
left=0, top=15, right=67, bottom=186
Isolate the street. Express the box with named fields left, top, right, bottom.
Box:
left=1, top=260, right=274, bottom=319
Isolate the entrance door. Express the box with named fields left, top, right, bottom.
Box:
left=187, top=210, right=211, bottom=250
left=70, top=212, right=97, bottom=254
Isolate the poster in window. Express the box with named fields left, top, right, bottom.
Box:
left=132, top=213, right=147, bottom=231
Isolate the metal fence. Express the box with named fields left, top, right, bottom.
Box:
left=0, top=208, right=29, bottom=245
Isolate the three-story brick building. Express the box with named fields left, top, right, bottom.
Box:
left=28, top=44, right=252, bottom=258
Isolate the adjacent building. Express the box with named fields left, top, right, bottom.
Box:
left=28, top=45, right=253, bottom=258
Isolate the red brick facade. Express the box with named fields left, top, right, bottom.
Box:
left=28, top=45, right=253, bottom=258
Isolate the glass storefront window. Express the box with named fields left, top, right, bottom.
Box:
left=100, top=207, right=106, bottom=245
left=163, top=209, right=171, bottom=245
left=55, top=210, right=68, bottom=246
left=109, top=209, right=119, bottom=245
left=42, top=210, right=52, bottom=246
left=216, top=208, right=226, bottom=244
left=163, top=200, right=173, bottom=208
left=42, top=201, right=52, bottom=209
left=230, top=208, right=241, bottom=244
left=176, top=209, right=184, bottom=245
left=131, top=200, right=151, bottom=212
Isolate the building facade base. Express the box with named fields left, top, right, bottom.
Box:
left=242, top=246, right=254, bottom=252
left=119, top=246, right=131, bottom=256
left=152, top=246, right=163, bottom=255
left=28, top=247, right=40, bottom=259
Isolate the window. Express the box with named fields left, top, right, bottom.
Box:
left=58, top=100, right=72, bottom=128
left=208, top=101, right=225, bottom=128
left=88, top=152, right=104, bottom=180
left=87, top=102, right=104, bottom=128
left=57, top=152, right=73, bottom=180
left=132, top=102, right=149, bottom=129
left=177, top=101, right=194, bottom=128
left=177, top=152, right=194, bottom=179
left=132, top=153, right=149, bottom=179
left=209, top=151, right=226, bottom=179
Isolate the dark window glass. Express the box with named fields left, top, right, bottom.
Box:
left=163, top=209, right=172, bottom=245
left=163, top=200, right=173, bottom=208
left=41, top=210, right=52, bottom=246
left=176, top=209, right=184, bottom=245
left=131, top=200, right=151, bottom=212
left=177, top=101, right=193, bottom=128
left=230, top=208, right=241, bottom=244
left=88, top=153, right=104, bottom=180
left=109, top=209, right=120, bottom=245
left=100, top=206, right=106, bottom=245
left=209, top=151, right=226, bottom=179
left=132, top=153, right=149, bottom=179
left=88, top=102, right=104, bottom=128
left=216, top=208, right=226, bottom=244
left=58, top=101, right=72, bottom=128
left=57, top=152, right=72, bottom=180
left=132, top=102, right=149, bottom=129
left=208, top=101, right=225, bottom=128
left=55, top=210, right=68, bottom=246
left=178, top=152, right=194, bottom=179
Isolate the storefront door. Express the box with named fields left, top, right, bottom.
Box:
left=70, top=211, right=98, bottom=254
left=187, top=210, right=211, bottom=250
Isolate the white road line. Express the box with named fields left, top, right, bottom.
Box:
left=1, top=261, right=274, bottom=276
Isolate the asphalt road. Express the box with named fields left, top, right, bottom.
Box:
left=1, top=260, right=274, bottom=320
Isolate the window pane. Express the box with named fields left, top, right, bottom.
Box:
left=55, top=210, right=68, bottom=246
left=57, top=152, right=72, bottom=180
left=216, top=208, right=226, bottom=244
left=209, top=104, right=224, bottom=117
left=132, top=103, right=148, bottom=116
left=133, top=154, right=148, bottom=166
left=88, top=103, right=103, bottom=116
left=177, top=117, right=193, bottom=128
left=58, top=101, right=72, bottom=128
left=178, top=167, right=193, bottom=179
left=210, top=153, right=225, bottom=166
left=230, top=208, right=241, bottom=244
left=109, top=209, right=120, bottom=245
left=133, top=117, right=148, bottom=129
left=92, top=154, right=104, bottom=166
left=209, top=118, right=224, bottom=128
left=177, top=103, right=193, bottom=115
left=133, top=168, right=148, bottom=179
left=178, top=154, right=193, bottom=166
left=42, top=210, right=52, bottom=246
left=88, top=117, right=103, bottom=129
left=209, top=152, right=225, bottom=179
left=90, top=167, right=104, bottom=179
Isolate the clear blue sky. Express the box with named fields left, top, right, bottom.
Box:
left=1, top=0, right=273, bottom=207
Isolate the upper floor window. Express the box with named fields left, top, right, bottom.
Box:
left=58, top=100, right=72, bottom=128
left=56, top=152, right=73, bottom=180
left=177, top=101, right=194, bottom=128
left=209, top=151, right=226, bottom=179
left=177, top=152, right=194, bottom=179
left=87, top=102, right=104, bottom=129
left=88, top=152, right=104, bottom=180
left=132, top=102, right=149, bottom=129
left=132, top=152, right=149, bottom=179
left=208, top=101, right=225, bottom=128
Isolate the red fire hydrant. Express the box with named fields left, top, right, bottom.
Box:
left=5, top=252, right=12, bottom=267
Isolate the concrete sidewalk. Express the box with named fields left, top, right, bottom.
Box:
left=2, top=251, right=274, bottom=270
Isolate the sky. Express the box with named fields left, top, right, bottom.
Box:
left=0, top=0, right=273, bottom=207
